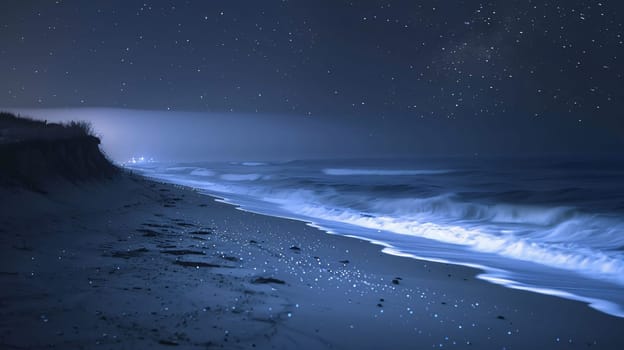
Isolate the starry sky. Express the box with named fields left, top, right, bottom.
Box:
left=1, top=1, right=623, bottom=159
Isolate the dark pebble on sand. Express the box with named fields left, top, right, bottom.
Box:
left=143, top=223, right=171, bottom=228
left=252, top=277, right=286, bottom=285
left=158, top=340, right=179, bottom=346
left=137, top=228, right=160, bottom=237
left=190, top=229, right=213, bottom=235
left=289, top=246, right=301, bottom=251
left=392, top=279, right=400, bottom=285
left=161, top=249, right=206, bottom=256
left=173, top=260, right=223, bottom=268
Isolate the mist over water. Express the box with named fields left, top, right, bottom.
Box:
left=128, top=157, right=624, bottom=318
left=7, top=108, right=623, bottom=165
left=4, top=108, right=377, bottom=162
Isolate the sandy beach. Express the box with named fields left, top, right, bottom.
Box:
left=3, top=0, right=624, bottom=347
left=1, top=173, right=623, bottom=349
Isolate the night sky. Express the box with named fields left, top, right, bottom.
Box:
left=1, top=1, right=623, bottom=160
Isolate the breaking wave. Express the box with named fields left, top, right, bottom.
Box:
left=127, top=158, right=624, bottom=317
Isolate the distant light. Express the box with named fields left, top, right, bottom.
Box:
left=125, top=156, right=155, bottom=165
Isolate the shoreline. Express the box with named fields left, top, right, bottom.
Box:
left=2, top=174, right=624, bottom=349
left=155, top=176, right=624, bottom=320
left=214, top=193, right=624, bottom=319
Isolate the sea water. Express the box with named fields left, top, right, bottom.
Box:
left=127, top=156, right=624, bottom=317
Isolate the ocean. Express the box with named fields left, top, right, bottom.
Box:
left=127, top=156, right=624, bottom=318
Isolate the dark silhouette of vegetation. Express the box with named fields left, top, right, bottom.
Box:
left=0, top=112, right=117, bottom=191
left=0, top=112, right=95, bottom=144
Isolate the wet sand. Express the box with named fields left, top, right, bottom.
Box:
left=1, top=174, right=623, bottom=349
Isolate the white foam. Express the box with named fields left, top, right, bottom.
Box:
left=220, top=173, right=262, bottom=181
left=289, top=203, right=624, bottom=286
left=165, top=166, right=198, bottom=172
left=190, top=168, right=215, bottom=176
left=477, top=272, right=624, bottom=318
